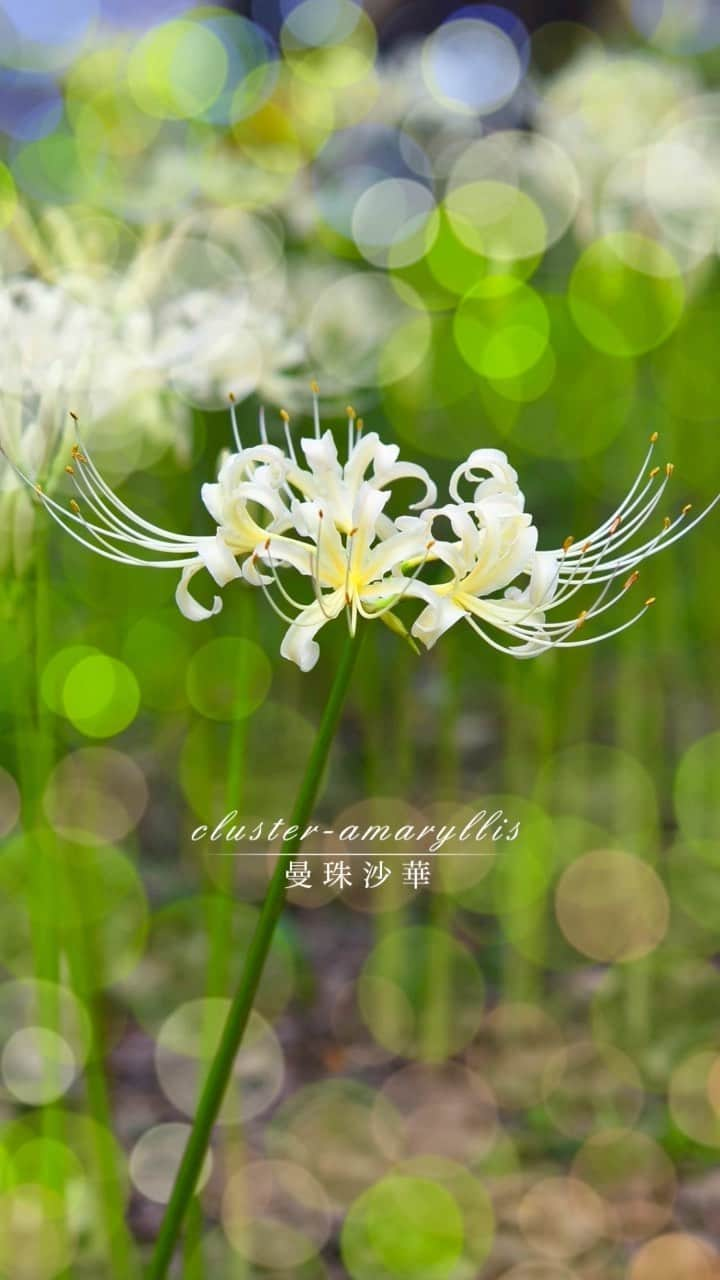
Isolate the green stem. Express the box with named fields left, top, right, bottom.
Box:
left=147, top=627, right=364, bottom=1279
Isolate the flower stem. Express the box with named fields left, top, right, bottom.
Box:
left=146, top=627, right=364, bottom=1279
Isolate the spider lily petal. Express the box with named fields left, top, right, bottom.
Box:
left=411, top=436, right=718, bottom=658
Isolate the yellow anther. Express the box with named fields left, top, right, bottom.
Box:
left=610, top=516, right=622, bottom=534
left=663, top=516, right=671, bottom=530
left=624, top=571, right=640, bottom=590
left=645, top=597, right=656, bottom=607
left=71, top=444, right=87, bottom=463
left=666, top=462, right=674, bottom=477
left=650, top=430, right=659, bottom=443
left=581, top=540, right=591, bottom=553
left=346, top=405, right=356, bottom=419
left=65, top=465, right=75, bottom=476
left=356, top=417, right=364, bottom=433
left=69, top=410, right=78, bottom=422
left=70, top=499, right=80, bottom=514
left=228, top=391, right=235, bottom=403
left=310, top=380, right=320, bottom=394
left=265, top=538, right=271, bottom=550
left=649, top=466, right=660, bottom=479
left=682, top=503, right=692, bottom=515
left=280, top=409, right=290, bottom=422
left=34, top=483, right=43, bottom=495
left=575, top=610, right=588, bottom=629
left=563, top=535, right=574, bottom=552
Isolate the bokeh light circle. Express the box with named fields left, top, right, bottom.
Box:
left=554, top=850, right=669, bottom=962
left=571, top=1129, right=676, bottom=1242
left=1, top=1027, right=77, bottom=1105
left=222, top=1158, right=332, bottom=1268
left=358, top=925, right=485, bottom=1061
left=341, top=1174, right=464, bottom=1280
left=43, top=747, right=148, bottom=844
left=542, top=1039, right=645, bottom=1137
left=445, top=181, right=546, bottom=264
left=629, top=1231, right=719, bottom=1279
left=448, top=132, right=580, bottom=252
left=62, top=652, right=140, bottom=738
left=352, top=178, right=437, bottom=269
left=186, top=636, right=272, bottom=721
left=629, top=0, right=720, bottom=55
left=675, top=732, right=720, bottom=843
left=156, top=1000, right=283, bottom=1124
left=454, top=276, right=549, bottom=381
left=308, top=271, right=428, bottom=388
left=0, top=1184, right=72, bottom=1279
left=517, top=1176, right=606, bottom=1259
left=266, top=1080, right=401, bottom=1210
left=127, top=20, right=229, bottom=120
left=568, top=232, right=684, bottom=356
left=468, top=1003, right=564, bottom=1110
left=0, top=979, right=90, bottom=1105
left=129, top=1123, right=212, bottom=1204
left=668, top=1050, right=720, bottom=1147
left=423, top=18, right=522, bottom=117
left=378, top=1062, right=498, bottom=1164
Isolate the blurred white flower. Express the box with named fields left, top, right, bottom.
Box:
left=0, top=277, right=192, bottom=574
left=532, top=47, right=707, bottom=257
left=534, top=49, right=699, bottom=187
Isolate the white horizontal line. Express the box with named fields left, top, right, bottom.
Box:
left=207, top=850, right=496, bottom=857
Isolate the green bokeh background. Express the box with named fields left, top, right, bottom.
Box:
left=0, top=4, right=719, bottom=1278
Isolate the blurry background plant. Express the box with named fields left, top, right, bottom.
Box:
left=0, top=0, right=719, bottom=1277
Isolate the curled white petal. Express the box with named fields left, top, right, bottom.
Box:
left=279, top=591, right=345, bottom=671
left=176, top=561, right=223, bottom=621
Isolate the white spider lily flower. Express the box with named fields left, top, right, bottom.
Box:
left=282, top=395, right=437, bottom=536
left=409, top=499, right=541, bottom=650
left=241, top=395, right=438, bottom=670
left=6, top=392, right=436, bottom=660
left=411, top=434, right=719, bottom=657
left=252, top=487, right=433, bottom=672
left=449, top=447, right=527, bottom=512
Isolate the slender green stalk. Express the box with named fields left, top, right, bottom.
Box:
left=147, top=627, right=364, bottom=1279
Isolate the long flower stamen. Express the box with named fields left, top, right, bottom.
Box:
left=562, top=432, right=660, bottom=557
left=467, top=597, right=655, bottom=657
left=358, top=540, right=437, bottom=621
left=228, top=393, right=242, bottom=452
left=263, top=541, right=314, bottom=612
left=67, top=462, right=190, bottom=554
left=70, top=423, right=195, bottom=545
left=344, top=525, right=357, bottom=630
left=311, top=381, right=321, bottom=440
left=311, top=510, right=337, bottom=621
left=567, top=497, right=716, bottom=584
left=557, top=466, right=671, bottom=581
left=280, top=409, right=297, bottom=465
